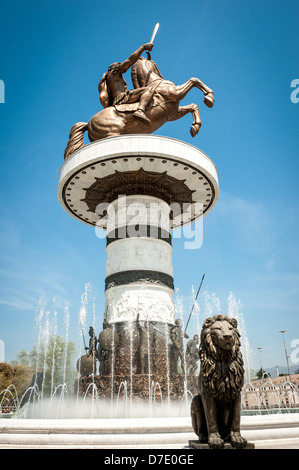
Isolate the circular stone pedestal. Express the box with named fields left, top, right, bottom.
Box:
left=58, top=134, right=219, bottom=385
left=58, top=134, right=219, bottom=228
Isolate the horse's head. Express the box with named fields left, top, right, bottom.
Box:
left=131, top=57, right=164, bottom=89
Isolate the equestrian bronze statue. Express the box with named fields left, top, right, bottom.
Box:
left=64, top=37, right=214, bottom=160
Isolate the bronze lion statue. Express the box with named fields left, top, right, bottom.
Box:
left=191, top=314, right=248, bottom=449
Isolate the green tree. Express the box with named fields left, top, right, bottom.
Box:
left=256, top=367, right=271, bottom=380
left=0, top=362, right=34, bottom=398
left=13, top=335, right=77, bottom=396
left=11, top=349, right=30, bottom=366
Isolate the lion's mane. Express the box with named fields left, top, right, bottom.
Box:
left=199, top=314, right=244, bottom=402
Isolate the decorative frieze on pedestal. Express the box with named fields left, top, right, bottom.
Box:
left=104, top=285, right=175, bottom=324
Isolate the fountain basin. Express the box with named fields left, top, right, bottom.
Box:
left=0, top=414, right=298, bottom=449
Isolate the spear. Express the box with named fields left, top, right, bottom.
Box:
left=185, top=273, right=205, bottom=333
left=81, top=325, right=88, bottom=352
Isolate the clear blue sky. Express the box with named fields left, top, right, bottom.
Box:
left=0, top=0, right=298, bottom=373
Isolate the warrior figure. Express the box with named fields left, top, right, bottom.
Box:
left=98, top=319, right=119, bottom=376
left=98, top=320, right=111, bottom=375
left=186, top=334, right=200, bottom=375
left=86, top=326, right=98, bottom=360
left=170, top=319, right=189, bottom=375
left=136, top=312, right=151, bottom=374
left=98, top=42, right=155, bottom=124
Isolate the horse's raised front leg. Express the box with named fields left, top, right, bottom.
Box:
left=175, top=78, right=214, bottom=108
left=169, top=104, right=201, bottom=137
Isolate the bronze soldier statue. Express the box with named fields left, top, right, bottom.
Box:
left=86, top=327, right=98, bottom=360
left=186, top=334, right=199, bottom=375
left=136, top=312, right=151, bottom=374
left=64, top=28, right=214, bottom=159
left=98, top=320, right=111, bottom=376
left=98, top=319, right=119, bottom=376
left=98, top=42, right=155, bottom=125
left=76, top=326, right=98, bottom=376
left=170, top=319, right=189, bottom=375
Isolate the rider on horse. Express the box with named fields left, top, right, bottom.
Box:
left=98, top=42, right=156, bottom=125
left=64, top=38, right=214, bottom=160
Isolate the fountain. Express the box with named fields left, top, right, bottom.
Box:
left=242, top=378, right=299, bottom=415
left=1, top=32, right=299, bottom=449
left=1, top=288, right=299, bottom=448
left=58, top=132, right=219, bottom=405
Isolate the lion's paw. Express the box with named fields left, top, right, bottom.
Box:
left=198, top=433, right=208, bottom=443
left=230, top=431, right=248, bottom=448
left=208, top=432, right=224, bottom=449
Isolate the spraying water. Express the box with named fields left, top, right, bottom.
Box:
left=50, top=306, right=58, bottom=396
left=227, top=292, right=252, bottom=384
left=191, top=285, right=201, bottom=334
left=203, top=291, right=221, bottom=318
left=4, top=283, right=285, bottom=419
left=62, top=302, right=70, bottom=386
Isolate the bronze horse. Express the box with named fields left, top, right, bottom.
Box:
left=64, top=57, right=214, bottom=160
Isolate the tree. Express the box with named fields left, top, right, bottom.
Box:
left=256, top=367, right=271, bottom=380
left=11, top=349, right=30, bottom=366
left=12, top=335, right=77, bottom=396
left=0, top=362, right=34, bottom=399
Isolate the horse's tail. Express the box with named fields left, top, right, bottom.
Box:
left=64, top=121, right=88, bottom=160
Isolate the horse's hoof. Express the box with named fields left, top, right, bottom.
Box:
left=204, top=92, right=214, bottom=108
left=134, top=109, right=151, bottom=125
left=190, top=123, right=201, bottom=137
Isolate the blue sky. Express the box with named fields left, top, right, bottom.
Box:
left=0, top=0, right=298, bottom=373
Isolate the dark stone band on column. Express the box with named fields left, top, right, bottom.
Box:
left=105, top=270, right=174, bottom=291
left=106, top=225, right=172, bottom=246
